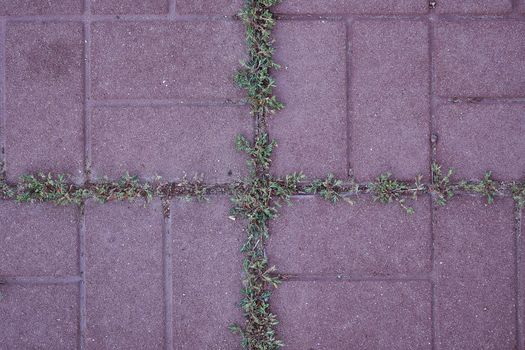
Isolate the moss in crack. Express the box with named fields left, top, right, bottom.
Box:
left=368, top=173, right=425, bottom=214
left=460, top=171, right=499, bottom=205
left=230, top=134, right=302, bottom=349
left=430, top=163, right=455, bottom=206
left=236, top=0, right=283, bottom=117
left=511, top=182, right=525, bottom=209
left=305, top=174, right=356, bottom=204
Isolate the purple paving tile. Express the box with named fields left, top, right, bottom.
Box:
left=434, top=0, right=512, bottom=13
left=172, top=197, right=243, bottom=349
left=268, top=196, right=431, bottom=275
left=91, top=106, right=251, bottom=182
left=85, top=200, right=164, bottom=349
left=5, top=22, right=84, bottom=183
left=275, top=0, right=428, bottom=14
left=436, top=104, right=525, bottom=180
left=273, top=281, right=432, bottom=349
left=92, top=0, right=168, bottom=14
left=269, top=21, right=347, bottom=178
left=91, top=21, right=244, bottom=100
left=0, top=201, right=79, bottom=277
left=0, top=0, right=82, bottom=15
left=351, top=20, right=430, bottom=181
left=434, top=197, right=517, bottom=349
left=176, top=0, right=242, bottom=15
left=435, top=21, right=525, bottom=97
left=0, top=284, right=79, bottom=349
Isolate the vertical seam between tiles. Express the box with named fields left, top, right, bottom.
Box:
left=0, top=21, right=6, bottom=178
left=428, top=15, right=437, bottom=350
left=79, top=203, right=87, bottom=350
left=163, top=200, right=174, bottom=350
left=515, top=205, right=523, bottom=349
left=169, top=0, right=177, bottom=18
left=83, top=0, right=92, bottom=183
left=345, top=19, right=353, bottom=178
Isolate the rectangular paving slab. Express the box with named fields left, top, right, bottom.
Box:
left=176, top=0, right=242, bottom=15
left=91, top=21, right=245, bottom=101
left=268, top=196, right=431, bottom=275
left=434, top=197, right=517, bottom=349
left=5, top=22, right=84, bottom=183
left=270, top=20, right=347, bottom=179
left=275, top=0, right=428, bottom=14
left=0, top=284, right=79, bottom=349
left=435, top=103, right=525, bottom=180
left=172, top=197, right=243, bottom=349
left=0, top=0, right=82, bottom=15
left=433, top=0, right=512, bottom=13
left=84, top=200, right=164, bottom=349
left=91, top=106, right=251, bottom=182
left=0, top=202, right=79, bottom=277
left=272, top=280, right=432, bottom=349
left=91, top=0, right=169, bottom=14
left=350, top=20, right=430, bottom=181
left=435, top=21, right=525, bottom=97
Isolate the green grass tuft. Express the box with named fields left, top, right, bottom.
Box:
left=430, top=163, right=455, bottom=206
left=368, top=173, right=424, bottom=214
left=460, top=171, right=499, bottom=205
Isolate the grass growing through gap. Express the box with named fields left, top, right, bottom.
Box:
left=460, top=171, right=499, bottom=205
left=430, top=163, right=455, bottom=206
left=368, top=173, right=424, bottom=214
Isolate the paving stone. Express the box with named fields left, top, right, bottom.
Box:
left=5, top=22, right=84, bottom=183
left=176, top=0, right=242, bottom=15
left=172, top=197, right=243, bottom=349
left=0, top=284, right=79, bottom=349
left=91, top=106, right=251, bottom=182
left=0, top=0, right=82, bottom=15
left=273, top=281, right=432, bottom=349
left=434, top=0, right=512, bottom=13
left=0, top=202, right=79, bottom=277
left=435, top=21, right=525, bottom=97
left=269, top=21, right=347, bottom=178
left=91, top=21, right=244, bottom=100
left=435, top=104, right=525, bottom=180
left=351, top=20, right=430, bottom=181
left=275, top=0, right=428, bottom=14
left=92, top=0, right=168, bottom=14
left=85, top=200, right=164, bottom=349
left=268, top=196, right=431, bottom=275
left=434, top=197, right=517, bottom=349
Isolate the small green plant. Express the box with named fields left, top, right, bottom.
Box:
left=368, top=173, right=424, bottom=214
left=236, top=134, right=276, bottom=171
left=461, top=171, right=499, bottom=205
left=511, top=182, right=525, bottom=209
left=306, top=174, right=355, bottom=204
left=430, top=163, right=455, bottom=206
left=0, top=180, right=15, bottom=199
left=16, top=173, right=88, bottom=205
left=92, top=173, right=153, bottom=203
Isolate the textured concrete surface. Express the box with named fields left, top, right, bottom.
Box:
left=1, top=2, right=524, bottom=349
left=91, top=106, right=251, bottom=182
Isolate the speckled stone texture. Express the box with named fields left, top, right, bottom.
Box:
left=0, top=284, right=79, bottom=349
left=435, top=104, right=525, bottom=180
left=268, top=196, right=431, bottom=275
left=172, top=197, right=243, bottom=349
left=435, top=21, right=525, bottom=97
left=273, top=281, right=432, bottom=349
left=434, top=0, right=512, bottom=13
left=176, top=0, right=243, bottom=15
left=0, top=202, right=79, bottom=277
left=0, top=0, right=82, bottom=15
left=91, top=0, right=168, bottom=14
left=91, top=21, right=245, bottom=101
left=270, top=21, right=347, bottom=178
left=5, top=22, right=84, bottom=183
left=275, top=0, right=428, bottom=14
left=91, top=106, right=251, bottom=182
left=351, top=20, right=430, bottom=181
left=434, top=197, right=517, bottom=349
left=85, top=200, right=164, bottom=349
